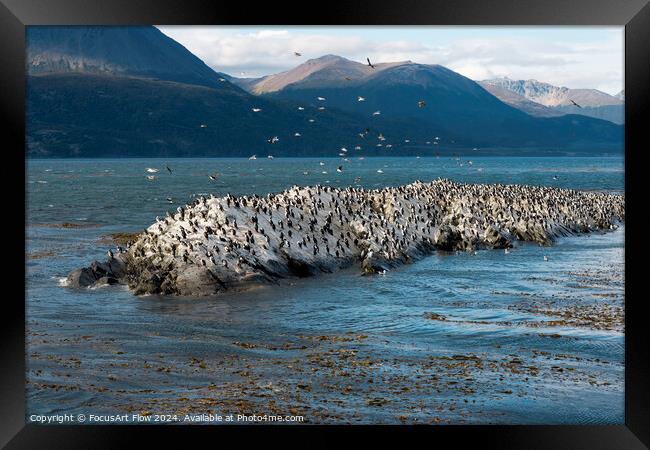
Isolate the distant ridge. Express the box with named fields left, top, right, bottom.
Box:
left=480, top=78, right=622, bottom=108
left=477, top=82, right=563, bottom=117
left=480, top=78, right=624, bottom=124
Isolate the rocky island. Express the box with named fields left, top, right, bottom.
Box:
left=68, top=179, right=625, bottom=296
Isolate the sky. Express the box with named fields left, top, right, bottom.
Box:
left=157, top=26, right=624, bottom=95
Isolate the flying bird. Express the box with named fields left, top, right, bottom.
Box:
left=418, top=100, right=426, bottom=108
left=372, top=111, right=381, bottom=116
left=367, top=57, right=375, bottom=69
left=298, top=106, right=305, bottom=111
left=209, top=174, right=218, bottom=181
left=294, top=52, right=302, bottom=56
left=268, top=136, right=279, bottom=144
left=317, top=96, right=326, bottom=101
left=252, top=108, right=262, bottom=112
left=570, top=99, right=582, bottom=108
left=337, top=166, right=343, bottom=173
left=166, top=165, right=172, bottom=174
left=358, top=96, right=365, bottom=102
left=294, top=132, right=302, bottom=137
left=146, top=168, right=159, bottom=173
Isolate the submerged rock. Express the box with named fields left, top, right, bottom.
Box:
left=69, top=179, right=625, bottom=296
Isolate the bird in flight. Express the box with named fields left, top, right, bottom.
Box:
left=358, top=96, right=366, bottom=102
left=570, top=99, right=582, bottom=108
left=418, top=100, right=426, bottom=108
left=268, top=136, right=280, bottom=144
left=367, top=57, right=375, bottom=69
left=337, top=166, right=343, bottom=173
left=252, top=108, right=262, bottom=112
left=166, top=165, right=172, bottom=174
left=317, top=97, right=326, bottom=101
left=209, top=174, right=218, bottom=181
left=294, top=52, right=302, bottom=56
left=372, top=111, right=381, bottom=116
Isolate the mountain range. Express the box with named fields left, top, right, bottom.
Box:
left=26, top=26, right=624, bottom=158
left=479, top=78, right=624, bottom=124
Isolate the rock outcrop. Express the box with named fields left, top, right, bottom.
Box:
left=68, top=179, right=625, bottom=296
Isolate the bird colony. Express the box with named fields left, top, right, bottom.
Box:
left=68, top=179, right=624, bottom=296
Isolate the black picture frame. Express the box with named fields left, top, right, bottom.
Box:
left=2, top=0, right=648, bottom=447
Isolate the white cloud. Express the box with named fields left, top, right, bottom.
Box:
left=158, top=26, right=623, bottom=94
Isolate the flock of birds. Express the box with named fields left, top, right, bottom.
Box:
left=199, top=54, right=441, bottom=164
left=118, top=178, right=624, bottom=294
left=207, top=52, right=584, bottom=163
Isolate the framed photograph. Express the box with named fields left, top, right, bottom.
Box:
left=3, top=0, right=648, bottom=446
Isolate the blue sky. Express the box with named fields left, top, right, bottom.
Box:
left=157, top=26, right=623, bottom=95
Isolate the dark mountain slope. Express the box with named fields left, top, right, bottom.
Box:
left=27, top=73, right=451, bottom=157
left=27, top=26, right=237, bottom=91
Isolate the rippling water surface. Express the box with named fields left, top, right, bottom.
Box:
left=26, top=156, right=624, bottom=424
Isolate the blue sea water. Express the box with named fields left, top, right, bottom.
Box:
left=26, top=156, right=625, bottom=424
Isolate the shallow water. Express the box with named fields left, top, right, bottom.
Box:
left=26, top=156, right=624, bottom=424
